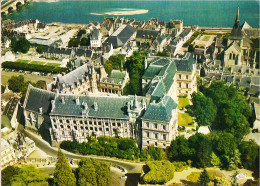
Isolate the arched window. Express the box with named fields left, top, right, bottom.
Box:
left=233, top=53, right=236, bottom=59
left=229, top=53, right=232, bottom=59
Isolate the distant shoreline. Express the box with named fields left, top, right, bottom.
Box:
left=90, top=9, right=149, bottom=16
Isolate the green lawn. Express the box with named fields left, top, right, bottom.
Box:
left=1, top=71, right=54, bottom=85
left=178, top=97, right=190, bottom=109
left=202, top=35, right=211, bottom=41
left=15, top=59, right=30, bottom=64
left=30, top=61, right=45, bottom=65
left=178, top=112, right=193, bottom=127
left=46, top=63, right=61, bottom=67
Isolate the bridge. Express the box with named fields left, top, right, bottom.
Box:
left=1, top=0, right=30, bottom=16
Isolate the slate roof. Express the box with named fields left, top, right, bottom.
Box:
left=229, top=8, right=244, bottom=40
left=3, top=97, right=20, bottom=120
left=90, top=28, right=100, bottom=40
left=136, top=29, right=160, bottom=39
left=175, top=52, right=195, bottom=72
left=179, top=28, right=192, bottom=38
left=101, top=70, right=127, bottom=85
left=50, top=95, right=132, bottom=119
left=24, top=85, right=55, bottom=115
left=142, top=96, right=177, bottom=122
left=104, top=25, right=136, bottom=48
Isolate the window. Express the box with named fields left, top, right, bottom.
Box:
left=54, top=125, right=57, bottom=129
left=147, top=132, right=150, bottom=138
left=73, top=120, right=76, bottom=124
left=147, top=141, right=150, bottom=144
left=80, top=121, right=83, bottom=124
left=155, top=142, right=158, bottom=146
left=99, top=127, right=102, bottom=131
left=186, top=83, right=189, bottom=88
left=146, top=123, right=149, bottom=128
left=125, top=129, right=127, bottom=133
left=98, top=122, right=102, bottom=126
left=95, top=127, right=97, bottom=131
left=85, top=127, right=88, bottom=130
left=90, top=127, right=93, bottom=130
left=186, top=75, right=189, bottom=79
left=112, top=123, right=116, bottom=126
left=53, top=119, right=56, bottom=123
left=163, top=125, right=166, bottom=130
left=74, top=126, right=77, bottom=130
left=59, top=120, right=63, bottom=123
left=233, top=53, right=236, bottom=59
left=105, top=122, right=109, bottom=126
left=118, top=123, right=121, bottom=127
left=80, top=126, right=83, bottom=129
left=154, top=124, right=157, bottom=129
left=84, top=121, right=88, bottom=124
left=179, top=83, right=181, bottom=88
left=229, top=53, right=232, bottom=59
left=66, top=120, right=70, bottom=123
left=163, top=134, right=166, bottom=140
left=179, top=74, right=181, bottom=79
left=60, top=125, right=64, bottom=128
left=155, top=133, right=158, bottom=139
left=106, top=128, right=109, bottom=131
left=89, top=121, right=92, bottom=125
left=67, top=125, right=70, bottom=129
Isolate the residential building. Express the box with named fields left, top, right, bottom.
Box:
left=1, top=138, right=16, bottom=168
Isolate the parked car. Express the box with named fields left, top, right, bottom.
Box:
left=120, top=175, right=127, bottom=179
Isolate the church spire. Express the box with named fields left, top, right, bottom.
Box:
left=235, top=7, right=239, bottom=23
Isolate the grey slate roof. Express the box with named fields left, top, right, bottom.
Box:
left=142, top=96, right=177, bottom=122
left=179, top=28, right=192, bottom=38
left=24, top=85, right=55, bottom=115
left=175, top=52, right=195, bottom=72
left=136, top=29, right=160, bottom=39
left=104, top=25, right=136, bottom=48
left=50, top=95, right=133, bottom=119
left=90, top=29, right=100, bottom=40
left=229, top=9, right=243, bottom=40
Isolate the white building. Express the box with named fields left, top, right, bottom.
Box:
left=90, top=28, right=102, bottom=48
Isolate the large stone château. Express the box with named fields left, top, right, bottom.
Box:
left=23, top=53, right=197, bottom=148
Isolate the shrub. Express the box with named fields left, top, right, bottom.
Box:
left=143, top=161, right=175, bottom=184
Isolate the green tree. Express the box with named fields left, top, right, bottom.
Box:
left=1, top=165, right=20, bottom=186
left=8, top=75, right=25, bottom=92
left=191, top=92, right=217, bottom=126
left=210, top=152, right=221, bottom=167
left=103, top=54, right=125, bottom=74
left=166, top=22, right=175, bottom=29
left=68, top=38, right=80, bottom=48
left=77, top=29, right=86, bottom=38
left=239, top=140, right=259, bottom=171
left=80, top=37, right=90, bottom=46
left=77, top=158, right=111, bottom=186
left=54, top=148, right=76, bottom=186
left=10, top=165, right=49, bottom=185
left=36, top=45, right=46, bottom=54
left=155, top=51, right=170, bottom=57
left=198, top=169, right=210, bottom=186
left=12, top=37, right=30, bottom=53
left=125, top=51, right=145, bottom=95
left=208, top=177, right=231, bottom=186
left=188, top=44, right=194, bottom=52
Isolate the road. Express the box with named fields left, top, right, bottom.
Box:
left=22, top=128, right=143, bottom=186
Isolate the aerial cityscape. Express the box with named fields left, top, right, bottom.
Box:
left=1, top=0, right=259, bottom=186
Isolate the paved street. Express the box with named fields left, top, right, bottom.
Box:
left=22, top=128, right=144, bottom=186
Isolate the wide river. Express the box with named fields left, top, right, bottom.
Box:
left=3, top=0, right=260, bottom=27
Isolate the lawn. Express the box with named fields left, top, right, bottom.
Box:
left=46, top=63, right=61, bottom=67
left=202, top=35, right=211, bottom=41
left=14, top=59, right=30, bottom=64
left=178, top=112, right=193, bottom=127
left=187, top=170, right=225, bottom=183
left=178, top=96, right=190, bottom=109
left=30, top=61, right=45, bottom=65
left=1, top=71, right=54, bottom=85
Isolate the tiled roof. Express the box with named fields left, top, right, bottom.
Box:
left=142, top=96, right=177, bottom=122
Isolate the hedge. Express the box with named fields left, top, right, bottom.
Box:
left=2, top=61, right=67, bottom=74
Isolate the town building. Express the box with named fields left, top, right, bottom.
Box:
left=103, top=24, right=137, bottom=48
left=1, top=138, right=16, bottom=168
left=90, top=28, right=102, bottom=48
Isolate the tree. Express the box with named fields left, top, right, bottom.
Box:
left=155, top=51, right=170, bottom=57
left=239, top=140, right=259, bottom=171
left=210, top=152, right=221, bottom=167
left=10, top=165, right=49, bottom=185
left=68, top=38, right=80, bottom=48
left=209, top=177, right=231, bottom=186
left=166, top=22, right=175, bottom=29
left=191, top=92, right=217, bottom=126
left=77, top=158, right=111, bottom=186
left=8, top=75, right=25, bottom=92
left=188, top=44, right=194, bottom=52
left=198, top=169, right=210, bottom=186
left=12, top=37, right=30, bottom=53
left=103, top=54, right=125, bottom=74
left=80, top=37, right=90, bottom=46
left=54, top=148, right=76, bottom=186
left=1, top=166, right=20, bottom=186
left=77, top=29, right=86, bottom=38
left=36, top=45, right=46, bottom=54
left=125, top=51, right=145, bottom=95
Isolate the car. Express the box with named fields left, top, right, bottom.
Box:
left=120, top=176, right=127, bottom=179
